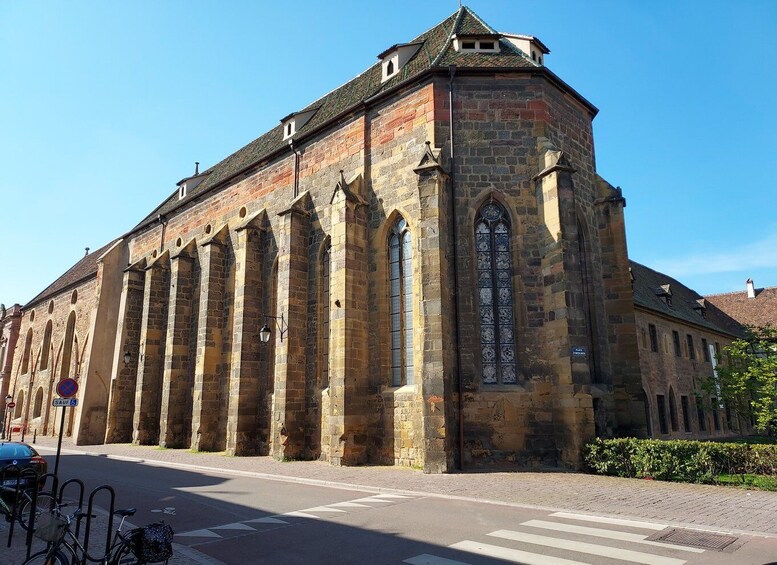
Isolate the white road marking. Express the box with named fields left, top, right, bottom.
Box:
left=450, top=540, right=590, bottom=565
left=245, top=517, right=288, bottom=524
left=403, top=553, right=472, bottom=564
left=550, top=512, right=668, bottom=531
left=300, top=506, right=346, bottom=513
left=521, top=520, right=705, bottom=553
left=488, top=530, right=686, bottom=565
left=176, top=529, right=222, bottom=538
left=372, top=493, right=413, bottom=499
left=210, top=523, right=257, bottom=531
left=350, top=496, right=394, bottom=503
left=282, top=511, right=324, bottom=519
left=327, top=501, right=369, bottom=508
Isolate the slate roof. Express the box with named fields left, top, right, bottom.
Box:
left=130, top=6, right=557, bottom=234
left=630, top=260, right=742, bottom=337
left=705, top=286, right=777, bottom=330
left=24, top=240, right=119, bottom=309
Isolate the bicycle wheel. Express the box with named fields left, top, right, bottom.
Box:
left=110, top=540, right=139, bottom=564
left=21, top=548, right=70, bottom=564
left=19, top=492, right=55, bottom=531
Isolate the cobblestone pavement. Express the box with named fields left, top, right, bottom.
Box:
left=5, top=435, right=777, bottom=563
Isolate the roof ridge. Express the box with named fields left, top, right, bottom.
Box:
left=430, top=7, right=463, bottom=67
left=706, top=286, right=777, bottom=298
left=461, top=5, right=499, bottom=35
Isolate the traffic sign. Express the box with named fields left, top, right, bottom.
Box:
left=56, top=378, right=78, bottom=398
left=53, top=398, right=78, bottom=407
left=7, top=401, right=15, bottom=409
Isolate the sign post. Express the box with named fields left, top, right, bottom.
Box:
left=53, top=378, right=79, bottom=477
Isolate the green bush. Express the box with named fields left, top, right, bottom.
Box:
left=584, top=438, right=777, bottom=484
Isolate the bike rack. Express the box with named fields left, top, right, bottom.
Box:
left=81, top=484, right=116, bottom=565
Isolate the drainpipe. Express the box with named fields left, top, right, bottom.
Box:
left=448, top=64, right=465, bottom=471
left=289, top=139, right=300, bottom=198
left=157, top=214, right=167, bottom=253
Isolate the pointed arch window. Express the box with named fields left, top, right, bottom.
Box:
left=320, top=241, right=331, bottom=388
left=40, top=321, right=52, bottom=371
left=476, top=201, right=517, bottom=384
left=389, top=216, right=414, bottom=386
left=21, top=329, right=33, bottom=374
left=33, top=387, right=44, bottom=418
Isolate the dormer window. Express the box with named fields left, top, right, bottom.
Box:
left=178, top=182, right=187, bottom=200
left=501, top=34, right=549, bottom=66
left=281, top=107, right=318, bottom=141
left=655, top=284, right=673, bottom=307
left=378, top=42, right=422, bottom=83
left=693, top=299, right=707, bottom=318
left=454, top=36, right=500, bottom=53
left=176, top=162, right=208, bottom=201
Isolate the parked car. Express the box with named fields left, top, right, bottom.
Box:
left=0, top=441, right=48, bottom=490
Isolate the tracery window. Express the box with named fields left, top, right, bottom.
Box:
left=389, top=216, right=414, bottom=386
left=476, top=201, right=517, bottom=384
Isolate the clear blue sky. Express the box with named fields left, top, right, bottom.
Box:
left=1, top=1, right=775, bottom=306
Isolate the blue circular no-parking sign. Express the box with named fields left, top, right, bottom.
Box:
left=56, top=378, right=78, bottom=398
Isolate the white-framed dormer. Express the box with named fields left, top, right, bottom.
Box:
left=281, top=107, right=318, bottom=141
left=452, top=34, right=501, bottom=54
left=378, top=42, right=423, bottom=83
left=177, top=162, right=208, bottom=201
left=502, top=34, right=550, bottom=66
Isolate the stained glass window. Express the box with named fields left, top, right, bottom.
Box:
left=476, top=202, right=517, bottom=384
left=389, top=216, right=414, bottom=386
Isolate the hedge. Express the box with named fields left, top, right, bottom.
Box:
left=584, top=438, right=777, bottom=483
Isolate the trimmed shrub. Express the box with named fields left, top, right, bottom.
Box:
left=584, top=438, right=777, bottom=484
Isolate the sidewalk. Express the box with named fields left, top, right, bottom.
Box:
left=5, top=435, right=777, bottom=563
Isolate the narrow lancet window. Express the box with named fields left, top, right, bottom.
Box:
left=476, top=202, right=517, bottom=384
left=389, top=216, right=413, bottom=386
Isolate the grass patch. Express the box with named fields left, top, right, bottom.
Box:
left=716, top=473, right=777, bottom=491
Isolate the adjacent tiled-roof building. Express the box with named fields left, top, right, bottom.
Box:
left=705, top=280, right=777, bottom=329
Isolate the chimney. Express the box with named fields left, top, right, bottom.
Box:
left=85, top=247, right=90, bottom=256
left=746, top=278, right=755, bottom=299
left=194, top=161, right=200, bottom=175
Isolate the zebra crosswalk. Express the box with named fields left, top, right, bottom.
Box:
left=404, top=512, right=712, bottom=565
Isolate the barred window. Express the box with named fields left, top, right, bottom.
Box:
left=476, top=202, right=517, bottom=384
left=389, top=217, right=414, bottom=386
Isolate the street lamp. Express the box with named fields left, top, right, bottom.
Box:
left=123, top=350, right=132, bottom=367
left=259, top=314, right=288, bottom=343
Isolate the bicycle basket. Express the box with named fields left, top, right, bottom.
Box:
left=35, top=511, right=67, bottom=543
left=129, top=522, right=174, bottom=563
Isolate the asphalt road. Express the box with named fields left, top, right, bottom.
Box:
left=35, top=450, right=777, bottom=565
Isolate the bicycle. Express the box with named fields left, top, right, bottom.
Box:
left=0, top=479, right=55, bottom=531
left=22, top=504, right=174, bottom=564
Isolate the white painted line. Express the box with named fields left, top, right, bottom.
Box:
left=551, top=512, right=667, bottom=531
left=450, top=540, right=590, bottom=565
left=372, top=493, right=413, bottom=499
left=245, top=517, right=288, bottom=524
left=521, top=520, right=705, bottom=553
left=328, top=501, right=369, bottom=508
left=210, top=522, right=257, bottom=531
left=301, top=506, right=347, bottom=513
left=176, top=529, right=222, bottom=538
left=403, top=553, right=472, bottom=564
left=282, top=511, right=325, bottom=519
left=350, top=496, right=394, bottom=503
left=488, top=530, right=687, bottom=565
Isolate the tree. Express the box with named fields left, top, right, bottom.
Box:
left=705, top=325, right=777, bottom=436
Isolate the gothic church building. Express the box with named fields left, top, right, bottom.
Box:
left=6, top=7, right=651, bottom=472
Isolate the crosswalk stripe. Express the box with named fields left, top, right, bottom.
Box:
left=300, top=506, right=347, bottom=513
left=245, top=517, right=288, bottom=524
left=350, top=496, right=394, bottom=503
left=521, top=520, right=705, bottom=553
left=176, top=529, right=222, bottom=538
left=210, top=522, right=257, bottom=531
left=450, top=540, right=590, bottom=565
left=328, top=501, right=370, bottom=508
left=403, top=554, right=471, bottom=565
left=488, top=530, right=687, bottom=565
left=282, top=511, right=324, bottom=519
left=372, top=494, right=413, bottom=499
left=550, top=512, right=667, bottom=531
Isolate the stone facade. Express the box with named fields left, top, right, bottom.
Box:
left=8, top=7, right=748, bottom=471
